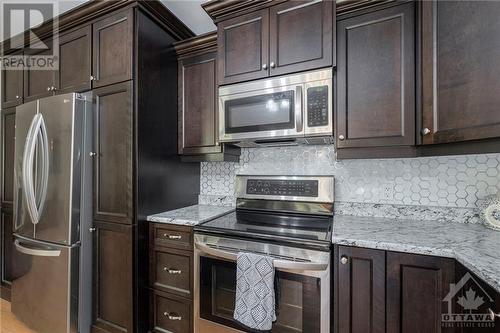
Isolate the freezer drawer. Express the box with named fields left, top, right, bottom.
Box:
left=11, top=235, right=79, bottom=333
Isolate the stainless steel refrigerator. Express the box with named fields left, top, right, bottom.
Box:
left=11, top=93, right=93, bottom=333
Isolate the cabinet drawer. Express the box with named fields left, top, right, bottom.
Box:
left=153, top=249, right=193, bottom=297
left=153, top=224, right=192, bottom=250
left=152, top=291, right=192, bottom=333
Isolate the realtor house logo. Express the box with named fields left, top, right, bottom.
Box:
left=1, top=1, right=59, bottom=70
left=442, top=272, right=499, bottom=329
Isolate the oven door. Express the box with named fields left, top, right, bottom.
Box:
left=194, top=234, right=330, bottom=333
left=219, top=84, right=304, bottom=143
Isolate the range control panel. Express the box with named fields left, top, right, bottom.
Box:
left=307, top=86, right=329, bottom=127
left=246, top=179, right=319, bottom=197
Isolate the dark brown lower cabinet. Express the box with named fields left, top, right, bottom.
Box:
left=92, top=221, right=133, bottom=333
left=151, top=290, right=193, bottom=333
left=0, top=209, right=13, bottom=300
left=149, top=223, right=194, bottom=333
left=386, top=252, right=455, bottom=333
left=337, top=246, right=386, bottom=333
left=336, top=246, right=458, bottom=333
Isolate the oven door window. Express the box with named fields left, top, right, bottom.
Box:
left=200, top=257, right=321, bottom=333
left=225, top=90, right=295, bottom=134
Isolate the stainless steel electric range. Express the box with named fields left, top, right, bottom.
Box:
left=193, top=175, right=334, bottom=333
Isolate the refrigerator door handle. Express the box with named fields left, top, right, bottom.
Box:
left=35, top=115, right=49, bottom=218
left=22, top=114, right=40, bottom=225
left=14, top=239, right=61, bottom=257
left=22, top=113, right=49, bottom=225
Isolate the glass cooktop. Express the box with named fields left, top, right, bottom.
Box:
left=195, top=209, right=333, bottom=248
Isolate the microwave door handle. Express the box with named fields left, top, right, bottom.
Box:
left=295, top=85, right=303, bottom=133
left=195, top=241, right=328, bottom=271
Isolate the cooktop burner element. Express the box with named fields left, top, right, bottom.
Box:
left=195, top=175, right=334, bottom=249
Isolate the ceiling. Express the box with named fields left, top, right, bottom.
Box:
left=2, top=0, right=216, bottom=41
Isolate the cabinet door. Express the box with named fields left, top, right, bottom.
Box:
left=92, top=10, right=133, bottom=88
left=1, top=108, right=15, bottom=207
left=1, top=210, right=13, bottom=286
left=179, top=51, right=222, bottom=155
left=421, top=2, right=500, bottom=144
left=1, top=53, right=23, bottom=109
left=336, top=2, right=415, bottom=148
left=57, top=25, right=92, bottom=93
left=92, top=221, right=133, bottom=333
left=386, top=252, right=455, bottom=333
left=269, top=0, right=333, bottom=76
left=337, top=246, right=385, bottom=333
left=218, top=9, right=269, bottom=85
left=93, top=82, right=133, bottom=224
left=24, top=39, right=55, bottom=101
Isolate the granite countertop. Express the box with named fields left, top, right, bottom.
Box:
left=147, top=204, right=234, bottom=226
left=332, top=215, right=500, bottom=293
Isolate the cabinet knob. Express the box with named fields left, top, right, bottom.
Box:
left=421, top=128, right=431, bottom=136
left=338, top=135, right=345, bottom=141
left=15, top=95, right=20, bottom=99
left=89, top=152, right=97, bottom=157
left=163, top=312, right=182, bottom=321
left=90, top=75, right=97, bottom=81
left=270, top=62, right=276, bottom=68
left=47, top=86, right=52, bottom=92
left=163, top=267, right=182, bottom=274
left=262, top=64, right=268, bottom=70
left=340, top=256, right=348, bottom=265
left=89, top=227, right=96, bottom=233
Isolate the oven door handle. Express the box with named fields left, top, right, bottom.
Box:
left=195, top=241, right=328, bottom=271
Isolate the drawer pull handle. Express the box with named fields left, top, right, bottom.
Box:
left=163, top=312, right=182, bottom=320
left=163, top=233, right=181, bottom=240
left=163, top=267, right=182, bottom=274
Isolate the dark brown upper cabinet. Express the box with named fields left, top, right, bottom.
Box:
left=269, top=0, right=333, bottom=76
left=386, top=251, right=455, bottom=333
left=92, top=9, right=133, bottom=88
left=93, top=81, right=133, bottom=224
left=421, top=1, right=500, bottom=145
left=218, top=9, right=269, bottom=85
left=24, top=39, right=55, bottom=102
left=336, top=2, right=415, bottom=151
left=217, top=0, right=334, bottom=85
left=336, top=246, right=386, bottom=333
left=1, top=108, right=15, bottom=207
left=56, top=25, right=92, bottom=93
left=175, top=33, right=239, bottom=162
left=1, top=53, right=24, bottom=109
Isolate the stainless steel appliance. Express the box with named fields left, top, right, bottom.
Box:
left=219, top=69, right=333, bottom=147
left=11, top=93, right=93, bottom=333
left=194, top=175, right=334, bottom=333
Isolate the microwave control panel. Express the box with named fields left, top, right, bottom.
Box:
left=246, top=179, right=318, bottom=197
left=307, top=86, right=329, bottom=127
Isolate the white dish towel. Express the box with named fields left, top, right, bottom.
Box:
left=233, top=252, right=276, bottom=331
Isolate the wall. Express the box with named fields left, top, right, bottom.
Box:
left=199, top=146, right=500, bottom=211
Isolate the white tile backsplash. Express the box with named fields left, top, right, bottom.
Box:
left=200, top=146, right=500, bottom=209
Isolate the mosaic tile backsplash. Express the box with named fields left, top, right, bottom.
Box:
left=200, top=146, right=500, bottom=209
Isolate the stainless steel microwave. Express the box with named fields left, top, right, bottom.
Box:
left=219, top=68, right=333, bottom=147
